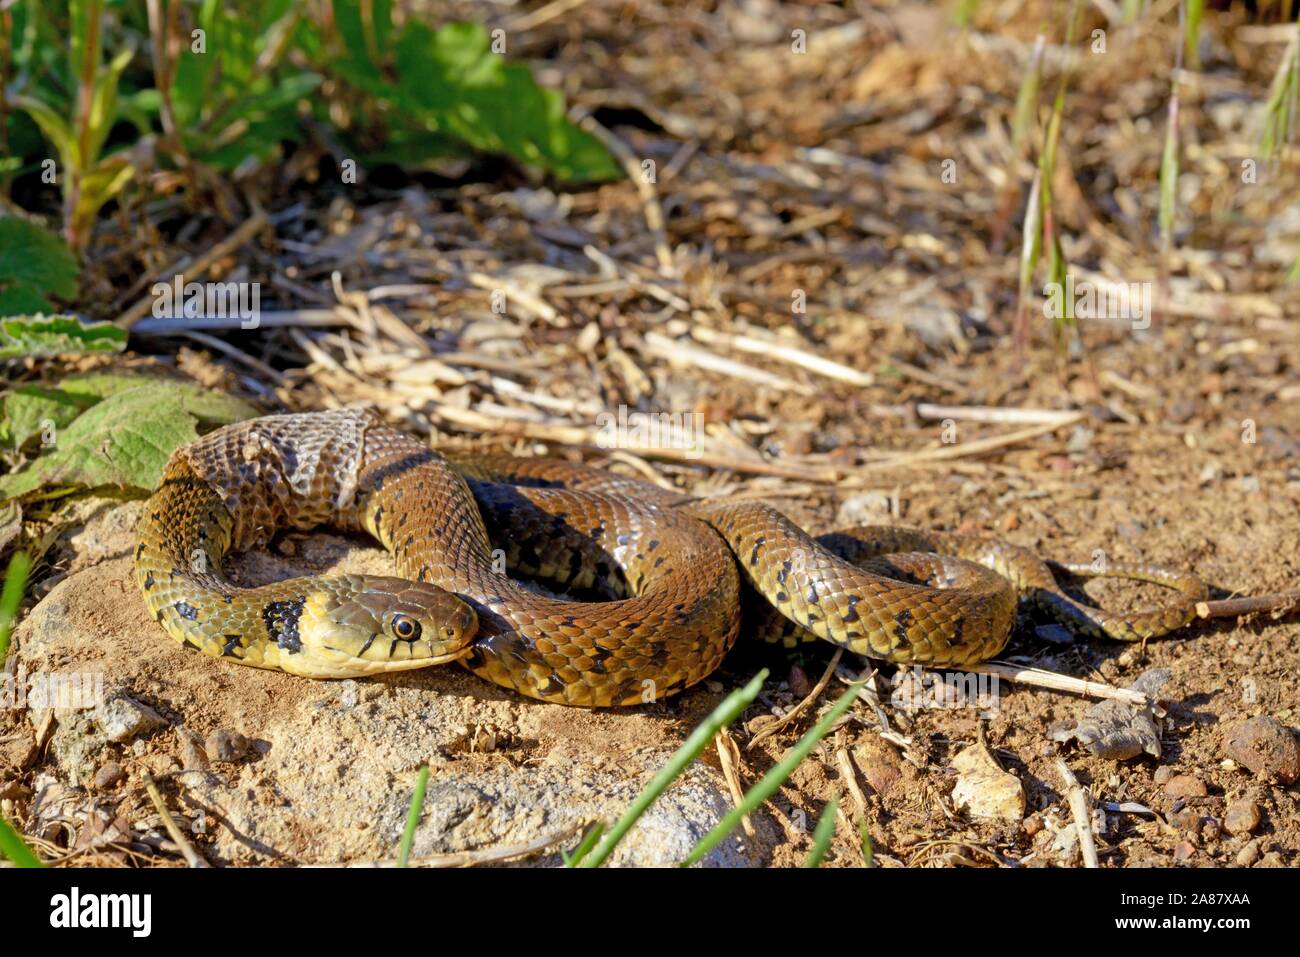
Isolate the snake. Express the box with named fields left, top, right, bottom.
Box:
left=134, top=409, right=1208, bottom=707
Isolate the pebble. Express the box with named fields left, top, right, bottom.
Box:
left=787, top=664, right=812, bottom=699
left=204, top=729, right=249, bottom=763
left=1172, top=841, right=1196, bottom=863
left=1255, top=851, right=1284, bottom=868
left=1235, top=838, right=1262, bottom=867
left=94, top=695, right=166, bottom=744
left=93, top=762, right=126, bottom=789
left=1222, top=716, right=1300, bottom=784
left=1223, top=799, right=1261, bottom=836
left=1153, top=766, right=1175, bottom=785
left=1169, top=808, right=1201, bottom=831
left=1164, top=774, right=1207, bottom=799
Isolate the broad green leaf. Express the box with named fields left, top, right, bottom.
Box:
left=0, top=386, right=88, bottom=450
left=58, top=373, right=258, bottom=424
left=0, top=315, right=124, bottom=359
left=0, top=284, right=56, bottom=317
left=0, top=219, right=78, bottom=301
left=0, top=385, right=200, bottom=497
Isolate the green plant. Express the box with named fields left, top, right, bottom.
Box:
left=396, top=764, right=429, bottom=867
left=804, top=794, right=839, bottom=867
left=0, top=551, right=43, bottom=868
left=11, top=0, right=137, bottom=252
left=681, top=674, right=869, bottom=867
left=0, top=218, right=78, bottom=314
left=568, top=670, right=768, bottom=867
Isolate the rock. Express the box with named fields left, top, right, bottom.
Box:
left=93, top=762, right=126, bottom=790
left=94, top=695, right=166, bottom=744
left=1164, top=774, right=1207, bottom=799
left=1153, top=766, right=1174, bottom=785
left=853, top=737, right=904, bottom=799
left=1223, top=799, right=1261, bottom=836
left=1235, top=838, right=1262, bottom=867
left=1172, top=841, right=1196, bottom=863
left=1222, top=716, right=1300, bottom=784
left=836, top=492, right=893, bottom=526
left=787, top=664, right=812, bottom=699
left=1255, top=851, right=1284, bottom=868
left=204, top=729, right=250, bottom=763
left=950, top=739, right=1025, bottom=822
left=1169, top=808, right=1201, bottom=831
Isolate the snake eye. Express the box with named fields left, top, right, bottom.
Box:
left=391, top=614, right=421, bottom=642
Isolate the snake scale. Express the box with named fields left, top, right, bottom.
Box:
left=135, top=409, right=1208, bottom=707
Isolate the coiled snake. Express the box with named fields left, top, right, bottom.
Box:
left=135, top=409, right=1208, bottom=706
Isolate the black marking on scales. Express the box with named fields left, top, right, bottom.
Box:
left=262, top=597, right=307, bottom=654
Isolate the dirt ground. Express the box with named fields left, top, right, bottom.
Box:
left=2, top=1, right=1299, bottom=867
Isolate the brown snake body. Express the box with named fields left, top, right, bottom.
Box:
left=135, top=409, right=1208, bottom=706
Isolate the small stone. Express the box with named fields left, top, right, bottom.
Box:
left=1223, top=799, right=1260, bottom=836
left=1169, top=808, right=1201, bottom=831
left=204, top=729, right=249, bottom=763
left=93, top=762, right=126, bottom=789
left=1235, top=838, right=1262, bottom=867
left=1172, top=841, right=1196, bottom=863
left=1153, top=766, right=1175, bottom=785
left=787, top=664, right=812, bottom=699
left=94, top=695, right=165, bottom=744
left=1222, top=716, right=1300, bottom=783
left=1022, top=813, right=1044, bottom=837
left=1255, top=851, right=1284, bottom=868
left=1034, top=624, right=1073, bottom=645
left=181, top=731, right=209, bottom=771
left=1164, top=774, right=1207, bottom=799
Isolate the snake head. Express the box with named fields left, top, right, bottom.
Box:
left=289, top=576, right=478, bottom=677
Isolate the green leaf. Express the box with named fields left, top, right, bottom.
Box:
left=0, top=283, right=56, bottom=317
left=0, top=386, right=89, bottom=449
left=0, top=385, right=199, bottom=497
left=0, top=219, right=79, bottom=301
left=385, top=21, right=621, bottom=183
left=57, top=373, right=259, bottom=424
left=0, top=314, right=124, bottom=359
left=0, top=814, right=42, bottom=868
left=10, top=94, right=79, bottom=170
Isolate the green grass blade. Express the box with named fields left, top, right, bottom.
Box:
left=803, top=794, right=840, bottom=867
left=859, top=820, right=874, bottom=868
left=682, top=674, right=868, bottom=867
left=1011, top=34, right=1046, bottom=157
left=1184, top=0, right=1204, bottom=71
left=0, top=814, right=42, bottom=867
left=562, top=820, right=606, bottom=867
left=397, top=764, right=429, bottom=867
left=577, top=669, right=769, bottom=868
left=0, top=551, right=31, bottom=664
